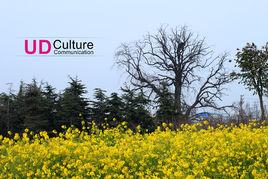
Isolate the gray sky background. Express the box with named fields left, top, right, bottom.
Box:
left=0, top=0, right=268, bottom=108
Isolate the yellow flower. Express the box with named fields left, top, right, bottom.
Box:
left=186, top=175, right=195, bottom=179
left=0, top=121, right=268, bottom=177
left=13, top=133, right=20, bottom=141
left=203, top=120, right=209, bottom=125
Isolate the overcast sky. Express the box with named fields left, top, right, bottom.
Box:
left=0, top=0, right=268, bottom=107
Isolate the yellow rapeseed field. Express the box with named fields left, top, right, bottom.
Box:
left=0, top=121, right=268, bottom=178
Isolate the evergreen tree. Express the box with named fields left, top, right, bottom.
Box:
left=0, top=93, right=8, bottom=134
left=42, top=83, right=58, bottom=130
left=155, top=82, right=176, bottom=124
left=89, top=88, right=108, bottom=123
left=121, top=87, right=153, bottom=131
left=23, top=79, right=49, bottom=131
left=13, top=81, right=26, bottom=132
left=134, top=91, right=154, bottom=131
left=57, top=77, right=88, bottom=128
left=121, top=88, right=136, bottom=123
left=0, top=88, right=24, bottom=134
left=107, top=92, right=124, bottom=122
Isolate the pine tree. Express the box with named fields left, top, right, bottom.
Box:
left=0, top=88, right=25, bottom=134
left=23, top=79, right=49, bottom=131
left=13, top=81, right=26, bottom=132
left=42, top=83, right=58, bottom=130
left=121, top=87, right=153, bottom=131
left=89, top=88, right=108, bottom=123
left=107, top=92, right=124, bottom=122
left=134, top=91, right=154, bottom=131
left=155, top=82, right=176, bottom=124
left=57, top=77, right=89, bottom=128
left=121, top=88, right=136, bottom=123
left=0, top=93, right=8, bottom=134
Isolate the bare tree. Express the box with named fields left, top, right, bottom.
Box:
left=115, top=26, right=232, bottom=123
left=231, top=95, right=248, bottom=124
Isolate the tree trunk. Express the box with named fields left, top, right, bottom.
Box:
left=174, top=83, right=182, bottom=121
left=258, top=92, right=265, bottom=121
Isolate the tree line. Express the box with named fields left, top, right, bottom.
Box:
left=0, top=77, right=174, bottom=135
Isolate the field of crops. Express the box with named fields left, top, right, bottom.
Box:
left=0, top=121, right=268, bottom=178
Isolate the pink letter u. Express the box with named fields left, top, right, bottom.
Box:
left=25, top=39, right=37, bottom=54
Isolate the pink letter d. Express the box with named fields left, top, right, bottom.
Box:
left=39, top=40, right=51, bottom=54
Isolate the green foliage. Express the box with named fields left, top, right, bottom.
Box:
left=156, top=82, right=176, bottom=123
left=107, top=92, right=124, bottom=122
left=232, top=43, right=268, bottom=93
left=0, top=93, right=10, bottom=133
left=232, top=42, right=268, bottom=120
left=13, top=81, right=26, bottom=131
left=89, top=88, right=108, bottom=123
left=57, top=76, right=89, bottom=128
left=0, top=77, right=156, bottom=135
left=121, top=87, right=154, bottom=131
left=22, top=80, right=50, bottom=131
left=42, top=83, right=58, bottom=130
